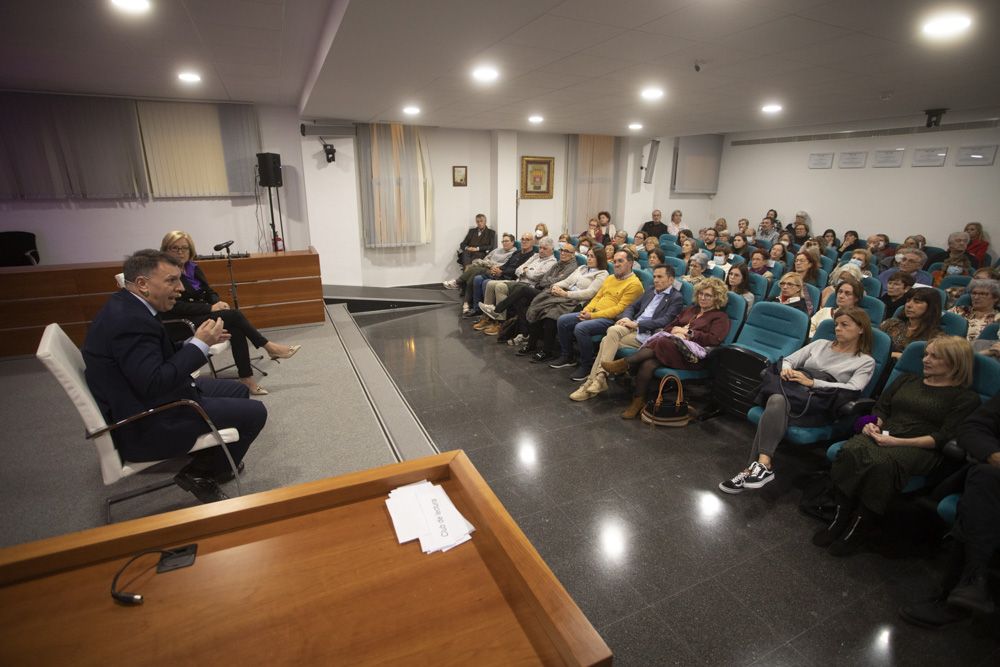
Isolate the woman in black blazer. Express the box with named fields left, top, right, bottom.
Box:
left=160, top=231, right=300, bottom=395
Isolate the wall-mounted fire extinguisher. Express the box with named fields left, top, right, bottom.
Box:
left=273, top=234, right=285, bottom=252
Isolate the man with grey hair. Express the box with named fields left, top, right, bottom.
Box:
left=926, top=231, right=978, bottom=269
left=878, top=247, right=932, bottom=295
left=476, top=237, right=557, bottom=334
left=639, top=209, right=670, bottom=238
left=757, top=217, right=779, bottom=245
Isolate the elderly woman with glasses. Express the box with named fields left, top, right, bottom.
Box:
left=601, top=278, right=730, bottom=419
left=160, top=231, right=300, bottom=395
left=771, top=273, right=810, bottom=316
left=682, top=253, right=709, bottom=287
left=949, top=279, right=1000, bottom=341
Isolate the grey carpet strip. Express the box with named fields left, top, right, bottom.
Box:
left=327, top=304, right=439, bottom=461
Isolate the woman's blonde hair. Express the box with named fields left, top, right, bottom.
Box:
left=926, top=335, right=975, bottom=387
left=535, top=223, right=549, bottom=236
left=160, top=230, right=196, bottom=258
left=697, top=277, right=729, bottom=309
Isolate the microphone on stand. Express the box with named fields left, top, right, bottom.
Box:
left=213, top=240, right=234, bottom=252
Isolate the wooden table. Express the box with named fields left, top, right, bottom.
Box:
left=0, top=248, right=324, bottom=357
left=0, top=452, right=612, bottom=666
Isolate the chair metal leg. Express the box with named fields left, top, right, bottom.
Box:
left=209, top=354, right=268, bottom=378
left=105, top=478, right=177, bottom=523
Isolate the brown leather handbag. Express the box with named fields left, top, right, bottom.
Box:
left=640, top=374, right=692, bottom=427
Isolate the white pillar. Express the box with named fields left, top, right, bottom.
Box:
left=491, top=130, right=519, bottom=237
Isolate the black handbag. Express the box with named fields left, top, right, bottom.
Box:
left=640, top=374, right=692, bottom=427
left=756, top=359, right=844, bottom=419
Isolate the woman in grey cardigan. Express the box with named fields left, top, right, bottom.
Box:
left=719, top=307, right=877, bottom=495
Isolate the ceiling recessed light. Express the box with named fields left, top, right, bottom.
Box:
left=640, top=87, right=664, bottom=101
left=111, top=0, right=151, bottom=13
left=177, top=71, right=201, bottom=83
left=761, top=103, right=782, bottom=114
left=472, top=66, right=499, bottom=83
left=402, top=106, right=420, bottom=116
left=922, top=12, right=972, bottom=39
left=628, top=122, right=643, bottom=130
left=970, top=154, right=983, bottom=159
left=528, top=115, right=543, bottom=124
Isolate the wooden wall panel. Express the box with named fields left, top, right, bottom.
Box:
left=213, top=278, right=323, bottom=308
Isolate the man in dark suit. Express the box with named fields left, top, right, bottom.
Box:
left=570, top=264, right=684, bottom=400
left=457, top=214, right=497, bottom=267
left=83, top=249, right=267, bottom=503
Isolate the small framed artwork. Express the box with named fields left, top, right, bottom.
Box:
left=872, top=149, right=904, bottom=168
left=912, top=147, right=948, bottom=167
left=838, top=151, right=868, bottom=169
left=452, top=166, right=467, bottom=187
left=807, top=152, right=834, bottom=169
left=520, top=156, right=555, bottom=199
left=955, top=145, right=997, bottom=166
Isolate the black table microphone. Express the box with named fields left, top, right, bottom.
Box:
left=213, top=240, right=234, bottom=251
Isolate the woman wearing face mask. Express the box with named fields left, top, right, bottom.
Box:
left=932, top=254, right=974, bottom=286
left=811, top=275, right=864, bottom=337
left=948, top=279, right=1000, bottom=342
left=879, top=287, right=943, bottom=358
left=533, top=223, right=549, bottom=240
left=727, top=264, right=755, bottom=309
left=711, top=243, right=733, bottom=275
left=822, top=251, right=871, bottom=303
left=779, top=231, right=795, bottom=249
left=771, top=273, right=810, bottom=316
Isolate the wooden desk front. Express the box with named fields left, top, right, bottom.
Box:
left=0, top=452, right=611, bottom=666
left=0, top=248, right=325, bottom=357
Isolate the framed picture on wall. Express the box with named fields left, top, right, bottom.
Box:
left=452, top=166, right=467, bottom=186
left=955, top=145, right=997, bottom=166
left=520, top=156, right=554, bottom=199
left=912, top=147, right=948, bottom=167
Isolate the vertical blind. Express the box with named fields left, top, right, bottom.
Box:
left=0, top=92, right=260, bottom=200
left=566, top=134, right=620, bottom=231
left=356, top=123, right=433, bottom=248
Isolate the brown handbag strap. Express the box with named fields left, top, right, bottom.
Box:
left=653, top=374, right=685, bottom=409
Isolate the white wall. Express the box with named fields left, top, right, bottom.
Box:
left=711, top=125, right=1000, bottom=248
left=0, top=104, right=310, bottom=265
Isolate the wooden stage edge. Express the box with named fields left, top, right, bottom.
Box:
left=0, top=452, right=612, bottom=666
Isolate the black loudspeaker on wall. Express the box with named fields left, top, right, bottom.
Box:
left=256, top=152, right=282, bottom=188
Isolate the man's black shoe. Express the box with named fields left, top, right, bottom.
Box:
left=174, top=466, right=230, bottom=503
left=899, top=598, right=971, bottom=630
left=213, top=461, right=245, bottom=484
left=515, top=345, right=535, bottom=356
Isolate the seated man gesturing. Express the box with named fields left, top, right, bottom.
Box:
left=83, top=249, right=268, bottom=504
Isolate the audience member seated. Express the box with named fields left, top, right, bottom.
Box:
left=597, top=210, right=617, bottom=241
left=577, top=238, right=593, bottom=255
left=791, top=215, right=811, bottom=246
left=600, top=278, right=730, bottom=419
left=633, top=231, right=647, bottom=248
left=457, top=213, right=497, bottom=268
left=880, top=271, right=915, bottom=319
left=821, top=260, right=864, bottom=305
left=768, top=242, right=788, bottom=267
left=642, top=235, right=660, bottom=255
left=475, top=237, right=557, bottom=335
left=466, top=234, right=535, bottom=316
left=926, top=231, right=977, bottom=269
left=879, top=287, right=943, bottom=358
left=679, top=238, right=702, bottom=264
left=609, top=229, right=629, bottom=250
left=931, top=253, right=975, bottom=286
left=838, top=229, right=864, bottom=254
left=793, top=250, right=822, bottom=295
left=878, top=248, right=931, bottom=294
left=817, top=336, right=980, bottom=557
left=579, top=218, right=606, bottom=246
left=569, top=264, right=684, bottom=401
left=518, top=246, right=609, bottom=359
left=823, top=228, right=839, bottom=249
left=647, top=247, right=665, bottom=269
left=811, top=275, right=864, bottom=337
left=550, top=249, right=644, bottom=380
left=480, top=240, right=580, bottom=336
left=667, top=209, right=686, bottom=235
left=778, top=231, right=795, bottom=248
left=710, top=243, right=733, bottom=275
left=948, top=279, right=1000, bottom=342
left=719, top=307, right=876, bottom=494
left=444, top=232, right=516, bottom=300
left=878, top=235, right=920, bottom=272
left=160, top=231, right=300, bottom=396
left=737, top=217, right=751, bottom=237
left=964, top=222, right=990, bottom=267
left=771, top=273, right=810, bottom=316
left=677, top=228, right=695, bottom=243
left=639, top=209, right=670, bottom=238
left=757, top=217, right=779, bottom=245
left=714, top=217, right=728, bottom=234
left=974, top=266, right=1000, bottom=281
left=727, top=264, right=755, bottom=310
left=84, top=249, right=268, bottom=504
left=532, top=222, right=549, bottom=240
left=748, top=249, right=774, bottom=283
left=900, top=392, right=1000, bottom=628
left=703, top=228, right=720, bottom=253
left=731, top=234, right=752, bottom=260
left=867, top=233, right=893, bottom=265
left=682, top=253, right=709, bottom=287
left=765, top=208, right=781, bottom=230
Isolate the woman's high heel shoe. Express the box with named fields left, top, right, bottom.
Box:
left=268, top=344, right=301, bottom=361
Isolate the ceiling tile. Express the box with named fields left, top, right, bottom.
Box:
left=581, top=30, right=700, bottom=63
left=723, top=15, right=853, bottom=55
left=548, top=0, right=694, bottom=29
left=537, top=53, right=633, bottom=77
left=502, top=15, right=627, bottom=53
left=639, top=1, right=786, bottom=39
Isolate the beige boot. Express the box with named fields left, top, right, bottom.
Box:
left=621, top=396, right=645, bottom=419
left=570, top=379, right=596, bottom=401
left=601, top=357, right=629, bottom=376
left=472, top=317, right=490, bottom=330
left=590, top=372, right=608, bottom=395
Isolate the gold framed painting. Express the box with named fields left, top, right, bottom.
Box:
left=452, top=165, right=467, bottom=187
left=520, top=156, right=554, bottom=199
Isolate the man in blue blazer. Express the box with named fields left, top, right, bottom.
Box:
left=570, top=264, right=685, bottom=400
left=83, top=249, right=267, bottom=503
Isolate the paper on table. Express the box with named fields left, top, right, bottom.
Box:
left=385, top=481, right=474, bottom=553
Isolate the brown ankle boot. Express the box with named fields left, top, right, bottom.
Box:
left=621, top=396, right=645, bottom=419
left=601, top=357, right=629, bottom=376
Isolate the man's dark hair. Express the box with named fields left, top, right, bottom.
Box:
left=502, top=233, right=515, bottom=243
left=123, top=249, right=181, bottom=283
left=648, top=247, right=666, bottom=265
left=652, top=262, right=674, bottom=279
left=887, top=270, right=916, bottom=288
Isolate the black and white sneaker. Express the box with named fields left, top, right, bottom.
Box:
left=743, top=461, right=774, bottom=489
left=570, top=368, right=590, bottom=381
left=548, top=357, right=575, bottom=369
left=719, top=469, right=749, bottom=494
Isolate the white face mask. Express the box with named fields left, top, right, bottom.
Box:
left=894, top=253, right=905, bottom=264
left=579, top=245, right=589, bottom=254
left=849, top=258, right=864, bottom=268
left=535, top=229, right=544, bottom=238
left=946, top=265, right=963, bottom=275
left=715, top=256, right=726, bottom=265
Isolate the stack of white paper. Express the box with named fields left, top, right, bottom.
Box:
left=385, top=480, right=475, bottom=553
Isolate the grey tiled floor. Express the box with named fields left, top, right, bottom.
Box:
left=358, top=306, right=1000, bottom=667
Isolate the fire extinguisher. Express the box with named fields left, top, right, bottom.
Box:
left=273, top=234, right=285, bottom=252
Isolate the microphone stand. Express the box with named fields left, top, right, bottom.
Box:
left=214, top=244, right=267, bottom=378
